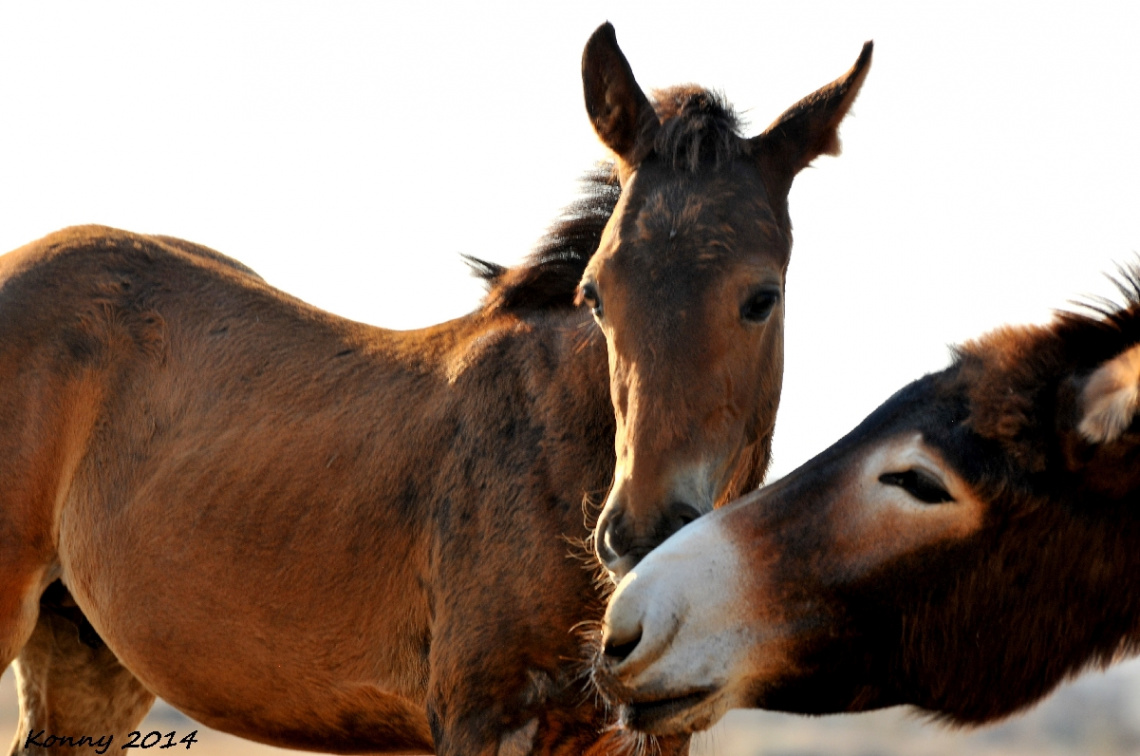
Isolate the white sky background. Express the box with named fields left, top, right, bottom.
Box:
left=1, top=1, right=1138, bottom=481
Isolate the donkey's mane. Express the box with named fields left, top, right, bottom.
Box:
left=1019, top=262, right=1140, bottom=369
left=468, top=165, right=620, bottom=314
left=956, top=262, right=1140, bottom=368
left=951, top=262, right=1140, bottom=471
left=1060, top=263, right=1140, bottom=338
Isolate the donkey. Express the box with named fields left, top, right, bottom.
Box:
left=0, top=24, right=868, bottom=756
left=596, top=265, right=1140, bottom=735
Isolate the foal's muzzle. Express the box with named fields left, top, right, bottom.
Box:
left=595, top=498, right=703, bottom=580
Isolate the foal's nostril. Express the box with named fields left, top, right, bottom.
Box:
left=598, top=513, right=633, bottom=565
left=668, top=501, right=702, bottom=533
left=603, top=626, right=643, bottom=663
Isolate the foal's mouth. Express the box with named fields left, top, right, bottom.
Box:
left=620, top=687, right=719, bottom=734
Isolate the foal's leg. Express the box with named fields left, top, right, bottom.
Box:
left=579, top=731, right=691, bottom=756
left=0, top=562, right=61, bottom=755
left=426, top=548, right=691, bottom=756
left=425, top=582, right=588, bottom=755
left=427, top=640, right=692, bottom=755
left=10, top=584, right=154, bottom=756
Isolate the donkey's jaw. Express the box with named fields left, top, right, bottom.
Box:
left=597, top=511, right=756, bottom=732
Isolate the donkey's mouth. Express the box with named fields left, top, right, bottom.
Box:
left=620, top=688, right=718, bottom=734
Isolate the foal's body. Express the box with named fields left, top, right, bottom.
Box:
left=4, top=225, right=614, bottom=752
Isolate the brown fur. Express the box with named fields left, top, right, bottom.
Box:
left=0, top=23, right=868, bottom=756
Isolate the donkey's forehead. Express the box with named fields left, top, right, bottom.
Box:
left=843, top=368, right=1002, bottom=486
left=857, top=372, right=968, bottom=439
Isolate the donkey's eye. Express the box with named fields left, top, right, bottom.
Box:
left=741, top=287, right=780, bottom=324
left=879, top=470, right=955, bottom=504
left=579, top=283, right=603, bottom=318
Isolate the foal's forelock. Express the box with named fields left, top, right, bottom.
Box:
left=650, top=86, right=746, bottom=173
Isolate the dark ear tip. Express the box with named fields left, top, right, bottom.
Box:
left=834, top=41, right=873, bottom=102
left=591, top=22, right=617, bottom=45
left=583, top=22, right=619, bottom=66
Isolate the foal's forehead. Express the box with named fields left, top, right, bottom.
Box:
left=606, top=160, right=788, bottom=275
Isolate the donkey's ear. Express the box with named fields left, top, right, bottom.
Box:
left=1077, top=343, right=1140, bottom=443
left=750, top=42, right=873, bottom=202
left=582, top=23, right=659, bottom=170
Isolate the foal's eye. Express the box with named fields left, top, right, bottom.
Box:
left=579, top=283, right=603, bottom=318
left=741, top=287, right=780, bottom=324
left=879, top=469, right=955, bottom=504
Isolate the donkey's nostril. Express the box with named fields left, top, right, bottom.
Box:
left=603, top=626, right=643, bottom=663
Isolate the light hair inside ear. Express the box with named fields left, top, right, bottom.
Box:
left=1078, top=343, right=1140, bottom=443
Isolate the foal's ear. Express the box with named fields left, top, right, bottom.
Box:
left=751, top=41, right=873, bottom=202
left=582, top=23, right=659, bottom=170
left=1077, top=343, right=1140, bottom=444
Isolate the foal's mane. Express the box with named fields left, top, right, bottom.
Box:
left=469, top=86, right=743, bottom=314
left=467, top=165, right=620, bottom=314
